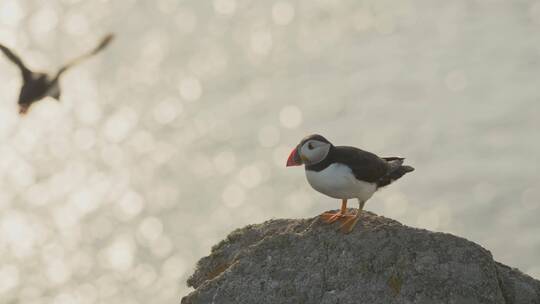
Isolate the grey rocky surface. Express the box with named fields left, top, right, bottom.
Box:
left=181, top=211, right=540, bottom=304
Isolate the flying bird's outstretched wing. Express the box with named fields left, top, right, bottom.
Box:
left=54, top=33, right=115, bottom=79
left=0, top=43, right=32, bottom=81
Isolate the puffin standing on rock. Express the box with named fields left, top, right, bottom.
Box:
left=286, top=134, right=414, bottom=233
left=0, top=33, right=114, bottom=115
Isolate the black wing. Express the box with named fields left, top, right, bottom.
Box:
left=332, top=146, right=390, bottom=183
left=0, top=43, right=32, bottom=81
left=54, top=33, right=115, bottom=79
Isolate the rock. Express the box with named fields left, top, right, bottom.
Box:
left=181, top=211, right=540, bottom=304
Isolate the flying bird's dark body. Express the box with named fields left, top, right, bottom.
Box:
left=0, top=34, right=114, bottom=114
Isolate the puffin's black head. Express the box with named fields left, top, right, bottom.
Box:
left=286, top=134, right=333, bottom=167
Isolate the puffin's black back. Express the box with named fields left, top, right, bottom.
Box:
left=306, top=146, right=389, bottom=183
left=306, top=145, right=414, bottom=187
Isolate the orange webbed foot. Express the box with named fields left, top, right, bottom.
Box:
left=320, top=199, right=353, bottom=224
left=338, top=214, right=360, bottom=234
left=319, top=210, right=356, bottom=224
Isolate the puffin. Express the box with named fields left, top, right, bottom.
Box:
left=0, top=33, right=114, bottom=115
left=286, top=134, right=414, bottom=233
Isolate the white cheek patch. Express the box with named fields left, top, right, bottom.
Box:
left=300, top=143, right=330, bottom=164
left=300, top=145, right=311, bottom=159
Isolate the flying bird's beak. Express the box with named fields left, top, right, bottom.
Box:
left=19, top=105, right=28, bottom=115
left=286, top=147, right=302, bottom=167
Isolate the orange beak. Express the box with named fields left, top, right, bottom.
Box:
left=286, top=147, right=302, bottom=167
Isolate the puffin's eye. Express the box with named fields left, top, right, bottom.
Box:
left=308, top=142, right=314, bottom=150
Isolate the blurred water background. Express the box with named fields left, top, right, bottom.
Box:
left=1, top=0, right=540, bottom=303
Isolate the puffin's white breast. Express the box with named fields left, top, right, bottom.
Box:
left=305, top=163, right=377, bottom=201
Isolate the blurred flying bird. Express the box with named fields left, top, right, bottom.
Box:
left=286, top=134, right=414, bottom=233
left=0, top=33, right=115, bottom=115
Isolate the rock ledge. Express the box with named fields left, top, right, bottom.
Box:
left=181, top=211, right=540, bottom=304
